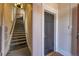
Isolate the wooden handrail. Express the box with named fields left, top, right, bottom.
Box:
left=10, top=17, right=16, bottom=34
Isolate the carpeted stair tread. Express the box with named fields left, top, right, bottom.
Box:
left=10, top=44, right=27, bottom=51
left=12, top=36, right=26, bottom=39
left=11, top=39, right=26, bottom=43
left=11, top=41, right=26, bottom=46
left=9, top=17, right=29, bottom=52
left=13, top=34, right=25, bottom=36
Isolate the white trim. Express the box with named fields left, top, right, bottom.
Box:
left=56, top=10, right=58, bottom=52
left=32, top=4, right=43, bottom=56
left=41, top=4, right=44, bottom=56
left=42, top=5, right=58, bottom=55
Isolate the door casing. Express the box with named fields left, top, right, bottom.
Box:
left=42, top=7, right=58, bottom=55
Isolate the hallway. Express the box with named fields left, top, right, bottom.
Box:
left=0, top=3, right=78, bottom=56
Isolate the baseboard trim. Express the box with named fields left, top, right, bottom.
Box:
left=57, top=49, right=71, bottom=56
left=4, top=47, right=9, bottom=56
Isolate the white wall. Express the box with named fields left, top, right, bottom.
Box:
left=33, top=3, right=78, bottom=56
left=33, top=4, right=43, bottom=56
left=16, top=8, right=24, bottom=18
left=24, top=4, right=32, bottom=53
left=33, top=3, right=58, bottom=56
left=2, top=4, right=14, bottom=55
left=58, top=4, right=72, bottom=56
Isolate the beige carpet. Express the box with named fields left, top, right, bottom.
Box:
left=7, top=47, right=31, bottom=56
left=47, top=52, right=63, bottom=56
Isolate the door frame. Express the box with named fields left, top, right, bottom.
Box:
left=42, top=7, right=58, bottom=55
left=71, top=4, right=79, bottom=56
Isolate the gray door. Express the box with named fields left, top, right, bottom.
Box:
left=44, top=12, right=54, bottom=55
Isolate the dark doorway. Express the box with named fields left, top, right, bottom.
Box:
left=44, top=11, right=54, bottom=55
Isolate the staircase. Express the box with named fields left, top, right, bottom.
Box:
left=7, top=17, right=31, bottom=56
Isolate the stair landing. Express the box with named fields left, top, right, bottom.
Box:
left=7, top=47, right=31, bottom=56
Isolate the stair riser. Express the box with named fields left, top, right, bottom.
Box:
left=14, top=27, right=25, bottom=29
left=13, top=34, right=25, bottom=36
left=13, top=31, right=25, bottom=33
left=12, top=38, right=26, bottom=40
left=15, top=26, right=24, bottom=27
left=12, top=36, right=26, bottom=38
left=10, top=17, right=27, bottom=51
left=12, top=39, right=26, bottom=41
left=11, top=39, right=26, bottom=43
left=13, top=33, right=25, bottom=35
left=14, top=27, right=25, bottom=28
left=14, top=29, right=24, bottom=30
left=11, top=41, right=26, bottom=46
left=13, top=32, right=25, bottom=34
left=12, top=36, right=26, bottom=39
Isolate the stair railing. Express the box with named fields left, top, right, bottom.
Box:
left=6, top=7, right=17, bottom=56
left=10, top=16, right=16, bottom=35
